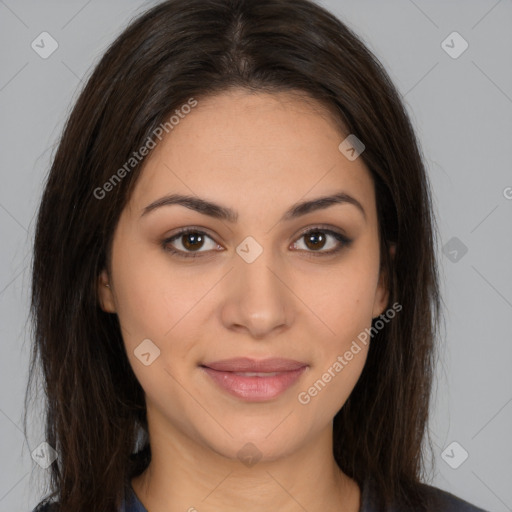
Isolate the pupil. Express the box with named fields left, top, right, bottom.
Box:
left=183, top=233, right=203, bottom=250
left=306, top=231, right=325, bottom=250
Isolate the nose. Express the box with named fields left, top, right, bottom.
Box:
left=219, top=248, right=294, bottom=340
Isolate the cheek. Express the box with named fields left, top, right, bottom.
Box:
left=295, top=332, right=370, bottom=430
left=110, top=232, right=197, bottom=339
left=293, top=254, right=379, bottom=341
left=110, top=236, right=211, bottom=396
left=297, top=318, right=371, bottom=421
left=291, top=251, right=378, bottom=411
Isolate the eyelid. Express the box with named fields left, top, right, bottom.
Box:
left=161, top=224, right=352, bottom=259
left=293, top=223, right=349, bottom=241
left=162, top=226, right=221, bottom=258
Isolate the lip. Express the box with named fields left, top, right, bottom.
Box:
left=202, top=357, right=307, bottom=372
left=201, top=358, right=308, bottom=402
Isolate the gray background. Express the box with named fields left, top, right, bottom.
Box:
left=0, top=0, right=511, bottom=510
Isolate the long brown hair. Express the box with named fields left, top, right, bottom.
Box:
left=26, top=0, right=442, bottom=510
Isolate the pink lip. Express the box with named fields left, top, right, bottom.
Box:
left=201, top=358, right=308, bottom=401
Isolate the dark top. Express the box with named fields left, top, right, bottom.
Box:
left=34, top=477, right=490, bottom=511
left=120, top=478, right=490, bottom=512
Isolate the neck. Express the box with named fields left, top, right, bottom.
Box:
left=131, top=415, right=360, bottom=512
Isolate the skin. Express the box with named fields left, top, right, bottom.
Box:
left=98, top=89, right=392, bottom=512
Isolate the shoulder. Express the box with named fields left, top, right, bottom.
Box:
left=362, top=476, right=490, bottom=512
left=401, top=482, right=490, bottom=512
left=31, top=503, right=59, bottom=512
left=31, top=485, right=136, bottom=512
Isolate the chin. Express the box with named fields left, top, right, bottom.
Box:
left=198, top=421, right=307, bottom=465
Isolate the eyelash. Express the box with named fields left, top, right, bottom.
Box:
left=161, top=226, right=352, bottom=260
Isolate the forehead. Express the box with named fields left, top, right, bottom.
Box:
left=127, top=89, right=375, bottom=221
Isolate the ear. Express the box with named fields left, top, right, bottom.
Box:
left=371, top=243, right=395, bottom=318
left=97, top=268, right=117, bottom=313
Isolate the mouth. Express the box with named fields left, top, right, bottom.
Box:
left=200, top=357, right=308, bottom=402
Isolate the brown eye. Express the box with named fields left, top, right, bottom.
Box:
left=181, top=232, right=205, bottom=251
left=162, top=229, right=219, bottom=258
left=162, top=226, right=352, bottom=260
left=303, top=231, right=327, bottom=251
left=292, top=228, right=352, bottom=256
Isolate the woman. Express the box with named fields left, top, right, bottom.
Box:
left=27, top=0, right=489, bottom=510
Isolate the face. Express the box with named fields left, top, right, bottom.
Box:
left=98, top=89, right=390, bottom=463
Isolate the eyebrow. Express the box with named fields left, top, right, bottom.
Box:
left=140, top=191, right=366, bottom=223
